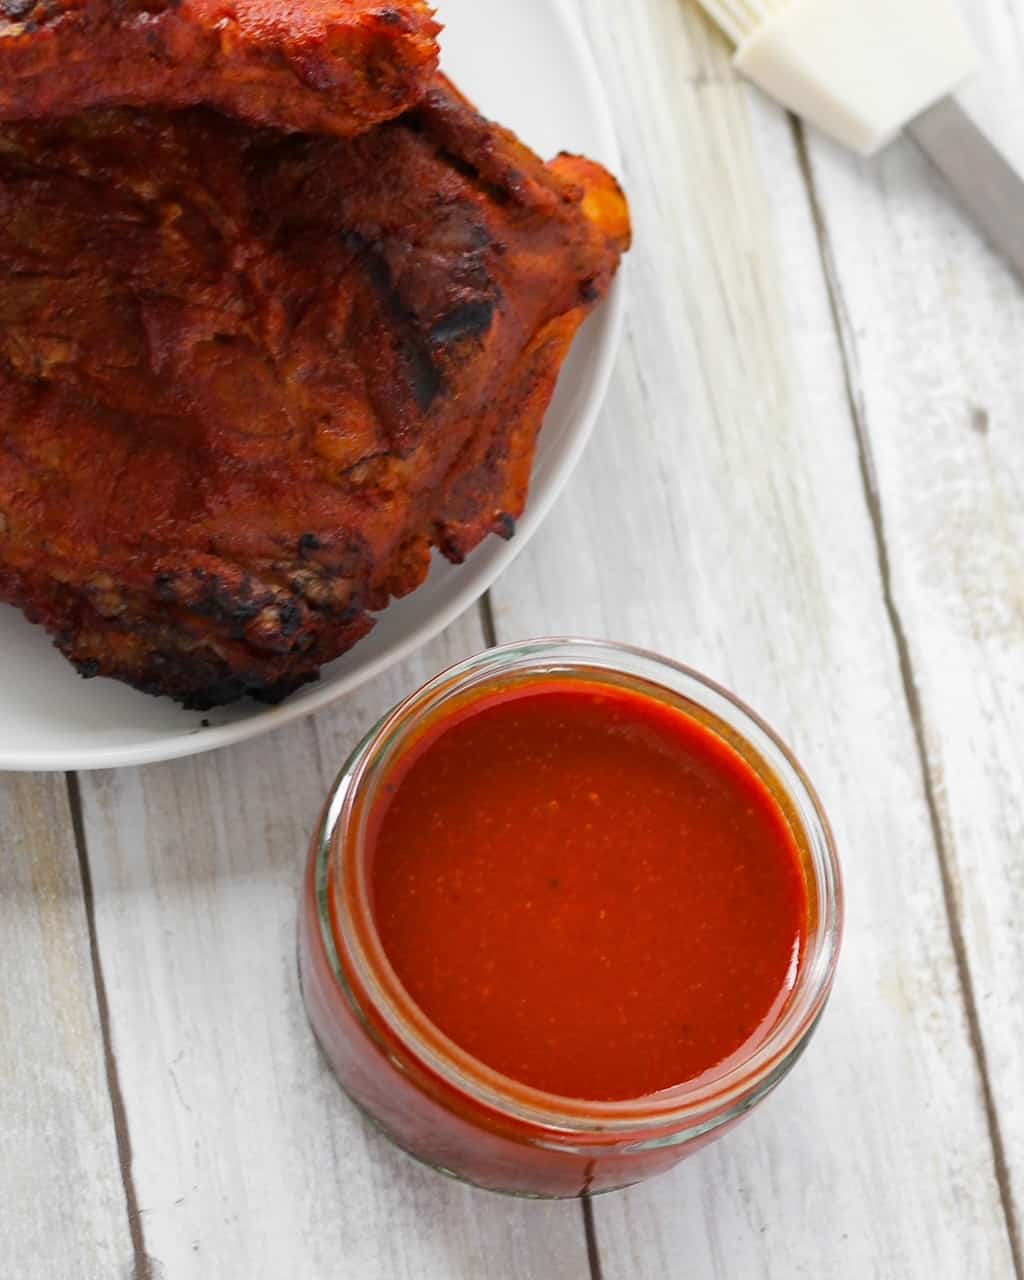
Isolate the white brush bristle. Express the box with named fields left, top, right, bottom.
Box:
left=690, top=0, right=978, bottom=156
left=696, top=0, right=789, bottom=47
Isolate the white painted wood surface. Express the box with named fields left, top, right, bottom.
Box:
left=801, top=0, right=1024, bottom=1237
left=2, top=0, right=1022, bottom=1276
left=0, top=775, right=132, bottom=1279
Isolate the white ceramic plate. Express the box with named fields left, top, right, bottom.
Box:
left=0, top=0, right=623, bottom=771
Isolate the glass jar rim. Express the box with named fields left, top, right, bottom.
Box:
left=315, top=637, right=844, bottom=1137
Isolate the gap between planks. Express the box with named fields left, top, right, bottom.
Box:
left=478, top=591, right=499, bottom=648
left=66, top=772, right=154, bottom=1280
left=582, top=1196, right=605, bottom=1280
left=790, top=117, right=1024, bottom=1280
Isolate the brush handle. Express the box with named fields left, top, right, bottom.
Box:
left=907, top=97, right=1024, bottom=285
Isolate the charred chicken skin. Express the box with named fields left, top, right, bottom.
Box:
left=0, top=81, right=630, bottom=706
left=0, top=0, right=440, bottom=136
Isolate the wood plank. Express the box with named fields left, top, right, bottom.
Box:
left=0, top=773, right=133, bottom=1280
left=799, top=0, right=1024, bottom=1250
left=74, top=615, right=592, bottom=1280
left=481, top=1, right=1018, bottom=1274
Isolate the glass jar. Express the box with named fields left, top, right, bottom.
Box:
left=298, top=639, right=843, bottom=1197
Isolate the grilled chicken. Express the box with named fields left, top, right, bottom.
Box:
left=0, top=80, right=630, bottom=706
left=0, top=0, right=439, bottom=136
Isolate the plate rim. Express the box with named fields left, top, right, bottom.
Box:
left=0, top=0, right=625, bottom=772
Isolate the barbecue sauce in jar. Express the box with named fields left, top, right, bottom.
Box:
left=299, top=641, right=841, bottom=1196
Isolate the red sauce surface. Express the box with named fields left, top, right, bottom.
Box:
left=369, top=679, right=808, bottom=1102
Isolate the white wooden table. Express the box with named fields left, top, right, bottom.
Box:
left=4, top=1, right=1023, bottom=1276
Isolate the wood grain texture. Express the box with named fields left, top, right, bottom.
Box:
left=74, top=616, right=592, bottom=1280
left=0, top=774, right=132, bottom=1280
left=480, top=0, right=1019, bottom=1274
left=800, top=0, right=1024, bottom=1251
